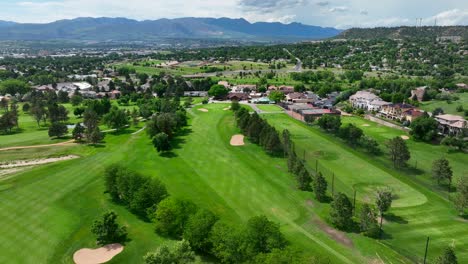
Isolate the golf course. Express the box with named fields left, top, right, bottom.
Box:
left=0, top=103, right=467, bottom=263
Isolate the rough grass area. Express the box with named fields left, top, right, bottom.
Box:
left=420, top=93, right=468, bottom=116
left=256, top=104, right=284, bottom=112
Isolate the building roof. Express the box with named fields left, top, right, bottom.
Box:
left=435, top=114, right=465, bottom=122
left=350, top=90, right=379, bottom=101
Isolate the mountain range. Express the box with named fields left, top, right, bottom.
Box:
left=0, top=17, right=341, bottom=42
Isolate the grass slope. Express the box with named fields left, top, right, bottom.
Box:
left=0, top=104, right=414, bottom=264
left=264, top=113, right=468, bottom=262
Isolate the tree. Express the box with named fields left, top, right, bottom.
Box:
left=72, top=123, right=85, bottom=141
left=84, top=109, right=102, bottom=144
left=74, top=107, right=85, bottom=118
left=313, top=172, right=328, bottom=202
left=386, top=137, right=411, bottom=168
left=441, top=136, right=467, bottom=151
left=147, top=113, right=177, bottom=139
left=268, top=91, right=285, bottom=103
left=22, top=103, right=31, bottom=112
left=359, top=204, right=379, bottom=238
left=103, top=106, right=129, bottom=130
left=57, top=90, right=69, bottom=103
left=245, top=215, right=286, bottom=256
left=153, top=197, right=197, bottom=238
left=209, top=222, right=248, bottom=263
left=31, top=104, right=46, bottom=127
left=410, top=116, right=438, bottom=142
left=432, top=158, right=453, bottom=185
left=144, top=240, right=196, bottom=264
left=359, top=136, right=381, bottom=154
left=0, top=79, right=30, bottom=95
left=71, top=94, right=83, bottom=106
left=88, top=126, right=103, bottom=144
left=130, top=177, right=168, bottom=218
left=454, top=176, right=468, bottom=216
left=435, top=247, right=457, bottom=264
left=317, top=115, right=341, bottom=133
left=330, top=193, right=353, bottom=230
left=338, top=123, right=363, bottom=147
left=376, top=189, right=393, bottom=217
left=48, top=122, right=68, bottom=138
left=208, top=84, right=228, bottom=99
left=91, top=211, right=127, bottom=246
left=295, top=162, right=312, bottom=191
left=153, top=132, right=172, bottom=153
left=231, top=100, right=240, bottom=111
left=183, top=209, right=219, bottom=252
left=282, top=129, right=292, bottom=154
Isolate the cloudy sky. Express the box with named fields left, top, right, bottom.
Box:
left=1, top=0, right=467, bottom=29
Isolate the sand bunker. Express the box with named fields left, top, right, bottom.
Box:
left=73, top=243, right=124, bottom=264
left=197, top=108, right=209, bottom=112
left=230, top=134, right=245, bottom=146
left=0, top=155, right=79, bottom=169
left=401, top=135, right=410, bottom=140
left=223, top=107, right=231, bottom=111
left=361, top=124, right=370, bottom=127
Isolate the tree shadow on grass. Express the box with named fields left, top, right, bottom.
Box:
left=88, top=143, right=106, bottom=148
left=107, top=128, right=133, bottom=136
left=385, top=213, right=408, bottom=224
left=379, top=230, right=394, bottom=240
left=160, top=151, right=178, bottom=158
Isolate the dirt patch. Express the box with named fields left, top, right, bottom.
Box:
left=197, top=108, right=209, bottom=112
left=0, top=168, right=27, bottom=178
left=312, top=218, right=354, bottom=248
left=305, top=199, right=314, bottom=207
left=230, top=134, right=245, bottom=146
left=400, top=135, right=409, bottom=140
left=361, top=124, right=370, bottom=127
left=0, top=155, right=79, bottom=169
left=0, top=140, right=76, bottom=151
left=73, top=243, right=124, bottom=264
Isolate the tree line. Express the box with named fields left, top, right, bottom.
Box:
left=101, top=164, right=311, bottom=263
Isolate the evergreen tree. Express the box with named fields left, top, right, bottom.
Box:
left=435, top=247, right=457, bottom=264
left=91, top=211, right=127, bottom=246
left=386, top=137, right=411, bottom=168
left=432, top=158, right=453, bottom=185
left=313, top=172, right=328, bottom=202
left=330, top=193, right=353, bottom=230
left=359, top=204, right=379, bottom=238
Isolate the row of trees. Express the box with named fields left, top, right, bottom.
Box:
left=103, top=164, right=294, bottom=263
left=234, top=107, right=283, bottom=154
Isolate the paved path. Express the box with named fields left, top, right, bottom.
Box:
left=364, top=115, right=410, bottom=132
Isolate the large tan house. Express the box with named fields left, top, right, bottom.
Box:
left=434, top=114, right=467, bottom=136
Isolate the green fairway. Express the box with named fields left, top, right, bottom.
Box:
left=0, top=104, right=417, bottom=264
left=264, top=113, right=468, bottom=262
left=420, top=93, right=468, bottom=116
left=264, top=114, right=426, bottom=208
left=256, top=104, right=283, bottom=112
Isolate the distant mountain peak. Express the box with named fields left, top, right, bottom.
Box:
left=0, top=17, right=342, bottom=42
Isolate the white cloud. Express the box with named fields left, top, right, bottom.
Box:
left=329, top=6, right=349, bottom=13
left=427, top=9, right=468, bottom=26
left=0, top=0, right=466, bottom=29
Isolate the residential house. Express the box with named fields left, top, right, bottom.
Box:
left=403, top=109, right=425, bottom=122
left=227, top=93, right=250, bottom=101
left=434, top=114, right=467, bottom=136
left=349, top=90, right=386, bottom=110
left=379, top=103, right=414, bottom=121
left=409, top=86, right=427, bottom=102
left=183, top=91, right=208, bottom=97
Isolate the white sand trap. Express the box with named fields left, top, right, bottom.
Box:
left=73, top=243, right=124, bottom=264
left=230, top=134, right=245, bottom=146
left=198, top=108, right=209, bottom=112
left=223, top=107, right=231, bottom=111
left=361, top=124, right=370, bottom=127
left=0, top=155, right=79, bottom=169
left=401, top=135, right=410, bottom=140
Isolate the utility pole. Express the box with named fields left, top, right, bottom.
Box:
left=353, top=189, right=357, bottom=215
left=331, top=173, right=335, bottom=196
left=423, top=237, right=430, bottom=264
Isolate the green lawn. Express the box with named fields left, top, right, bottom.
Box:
left=256, top=104, right=283, bottom=112
left=0, top=104, right=415, bottom=264
left=420, top=93, right=468, bottom=116
left=264, top=114, right=468, bottom=262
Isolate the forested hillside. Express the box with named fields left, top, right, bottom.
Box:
left=338, top=26, right=468, bottom=40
